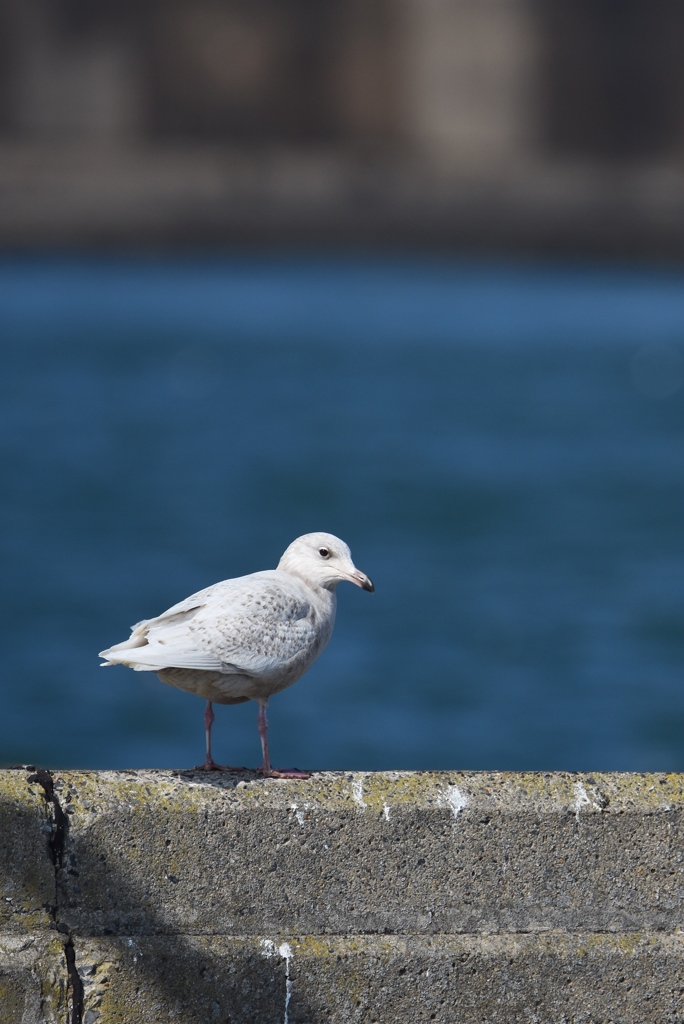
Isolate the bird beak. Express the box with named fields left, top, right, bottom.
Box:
left=347, top=568, right=374, bottom=593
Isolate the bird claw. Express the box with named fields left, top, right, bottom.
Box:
left=257, top=766, right=311, bottom=780
left=193, top=760, right=247, bottom=772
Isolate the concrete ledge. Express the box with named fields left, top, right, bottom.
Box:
left=72, top=933, right=684, bottom=1024
left=49, top=770, right=684, bottom=935
left=4, top=769, right=684, bottom=1022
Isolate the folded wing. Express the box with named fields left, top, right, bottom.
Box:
left=99, top=570, right=317, bottom=678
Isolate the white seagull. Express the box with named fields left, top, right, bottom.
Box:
left=99, top=532, right=374, bottom=778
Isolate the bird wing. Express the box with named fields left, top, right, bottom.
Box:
left=100, top=570, right=319, bottom=676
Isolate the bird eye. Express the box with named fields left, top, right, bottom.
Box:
left=318, top=547, right=330, bottom=558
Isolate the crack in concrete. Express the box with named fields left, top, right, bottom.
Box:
left=28, top=767, right=84, bottom=1024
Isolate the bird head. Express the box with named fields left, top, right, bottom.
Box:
left=278, top=533, right=374, bottom=593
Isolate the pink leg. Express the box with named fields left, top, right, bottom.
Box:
left=256, top=701, right=309, bottom=779
left=193, top=701, right=245, bottom=772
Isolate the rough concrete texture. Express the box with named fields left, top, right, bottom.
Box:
left=0, top=772, right=55, bottom=932
left=71, top=933, right=684, bottom=1024
left=0, top=933, right=67, bottom=1024
left=4, top=768, right=684, bottom=1023
left=51, top=769, right=684, bottom=936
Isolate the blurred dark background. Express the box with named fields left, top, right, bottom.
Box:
left=2, top=2, right=684, bottom=774
left=2, top=0, right=684, bottom=254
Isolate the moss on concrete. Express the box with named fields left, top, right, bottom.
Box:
left=70, top=933, right=684, bottom=1024
left=0, top=772, right=55, bottom=932
left=0, top=933, right=67, bottom=1023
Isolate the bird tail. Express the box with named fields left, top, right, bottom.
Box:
left=99, top=620, right=150, bottom=667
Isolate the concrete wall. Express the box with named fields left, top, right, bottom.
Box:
left=3, top=767, right=684, bottom=1023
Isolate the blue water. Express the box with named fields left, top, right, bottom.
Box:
left=2, top=254, right=684, bottom=772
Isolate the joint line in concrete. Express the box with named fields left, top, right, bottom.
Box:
left=27, top=767, right=84, bottom=1024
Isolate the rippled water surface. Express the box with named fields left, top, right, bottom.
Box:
left=2, top=255, right=684, bottom=771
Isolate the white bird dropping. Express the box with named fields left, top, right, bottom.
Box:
left=99, top=532, right=374, bottom=777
